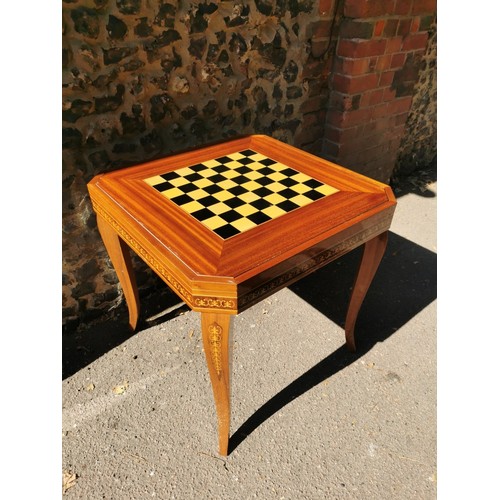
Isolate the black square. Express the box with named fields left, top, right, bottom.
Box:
left=254, top=186, right=273, bottom=198
left=228, top=185, right=248, bottom=196
left=178, top=183, right=198, bottom=194
left=225, top=197, right=246, bottom=208
left=234, top=165, right=252, bottom=174
left=197, top=195, right=219, bottom=207
left=277, top=199, right=300, bottom=212
left=239, top=149, right=257, bottom=157
left=255, top=166, right=274, bottom=176
left=237, top=157, right=254, bottom=165
left=161, top=171, right=181, bottom=181
left=204, top=184, right=224, bottom=194
left=247, top=211, right=272, bottom=224
left=302, top=189, right=324, bottom=201
left=279, top=177, right=299, bottom=187
left=189, top=163, right=207, bottom=172
left=170, top=194, right=195, bottom=206
left=213, top=224, right=240, bottom=239
left=304, top=178, right=322, bottom=189
left=231, top=174, right=251, bottom=185
left=214, top=156, right=232, bottom=164
left=220, top=210, right=242, bottom=223
left=184, top=172, right=203, bottom=182
left=212, top=164, right=231, bottom=173
left=281, top=167, right=299, bottom=177
left=259, top=158, right=276, bottom=166
left=254, top=176, right=274, bottom=186
left=275, top=187, right=298, bottom=199
left=250, top=198, right=272, bottom=210
left=191, top=207, right=215, bottom=221
left=206, top=173, right=227, bottom=184
left=153, top=181, right=173, bottom=192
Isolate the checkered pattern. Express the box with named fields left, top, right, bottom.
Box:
left=143, top=149, right=339, bottom=239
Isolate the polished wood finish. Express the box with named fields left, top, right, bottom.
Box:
left=201, top=312, right=232, bottom=455
left=96, top=213, right=140, bottom=331
left=87, top=134, right=396, bottom=455
left=345, top=231, right=389, bottom=352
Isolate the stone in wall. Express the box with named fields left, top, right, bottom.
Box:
left=395, top=20, right=437, bottom=177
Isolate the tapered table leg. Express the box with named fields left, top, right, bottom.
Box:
left=96, top=213, right=140, bottom=331
left=345, top=231, right=388, bottom=352
left=201, top=312, right=233, bottom=456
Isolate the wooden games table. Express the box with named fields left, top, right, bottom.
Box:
left=87, top=134, right=397, bottom=455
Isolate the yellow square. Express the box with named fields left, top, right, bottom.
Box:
left=239, top=191, right=260, bottom=203
left=291, top=172, right=310, bottom=183
left=170, top=176, right=189, bottom=187
left=228, top=152, right=244, bottom=160
left=199, top=168, right=217, bottom=178
left=188, top=189, right=211, bottom=200
left=193, top=177, right=212, bottom=189
left=175, top=167, right=193, bottom=177
left=222, top=169, right=239, bottom=179
left=213, top=190, right=233, bottom=202
left=264, top=192, right=286, bottom=205
left=161, top=187, right=184, bottom=199
left=245, top=170, right=263, bottom=180
left=241, top=180, right=261, bottom=192
left=203, top=215, right=227, bottom=230
left=268, top=171, right=286, bottom=182
left=289, top=194, right=313, bottom=207
left=210, top=202, right=231, bottom=215
left=226, top=160, right=243, bottom=169
left=182, top=200, right=205, bottom=213
left=235, top=204, right=258, bottom=217
left=203, top=159, right=221, bottom=168
left=247, top=161, right=264, bottom=171
left=144, top=175, right=166, bottom=186
left=231, top=217, right=257, bottom=232
left=267, top=182, right=286, bottom=193
left=271, top=162, right=287, bottom=171
left=219, top=179, right=237, bottom=190
left=289, top=183, right=310, bottom=194
left=262, top=205, right=286, bottom=219
left=316, top=184, right=339, bottom=196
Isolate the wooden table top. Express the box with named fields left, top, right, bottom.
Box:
left=88, top=135, right=396, bottom=312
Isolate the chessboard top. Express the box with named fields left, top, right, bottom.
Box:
left=88, top=135, right=396, bottom=283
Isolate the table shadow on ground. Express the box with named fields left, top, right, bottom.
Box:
left=228, top=231, right=436, bottom=453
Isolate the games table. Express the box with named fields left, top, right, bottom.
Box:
left=87, top=134, right=396, bottom=455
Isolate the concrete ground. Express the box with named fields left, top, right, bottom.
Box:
left=62, top=169, right=437, bottom=499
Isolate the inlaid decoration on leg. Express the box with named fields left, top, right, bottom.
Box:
left=144, top=150, right=340, bottom=239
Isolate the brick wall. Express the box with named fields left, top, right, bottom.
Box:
left=322, top=0, right=436, bottom=182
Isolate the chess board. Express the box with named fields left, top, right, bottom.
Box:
left=144, top=149, right=339, bottom=239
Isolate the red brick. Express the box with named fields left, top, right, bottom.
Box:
left=333, top=73, right=379, bottom=94
left=359, top=92, right=372, bottom=108
left=411, top=17, right=421, bottom=33
left=390, top=52, right=406, bottom=68
left=325, top=109, right=344, bottom=128
left=322, top=139, right=340, bottom=158
left=395, top=112, right=408, bottom=126
left=339, top=19, right=375, bottom=39
left=397, top=18, right=412, bottom=37
left=412, top=0, right=437, bottom=14
left=385, top=37, right=403, bottom=53
left=319, top=0, right=334, bottom=16
left=324, top=125, right=342, bottom=143
left=337, top=39, right=387, bottom=58
left=386, top=96, right=413, bottom=115
left=383, top=87, right=397, bottom=101
left=402, top=33, right=429, bottom=51
left=395, top=0, right=412, bottom=15
left=344, top=0, right=396, bottom=18
left=372, top=103, right=388, bottom=119
left=342, top=107, right=373, bottom=127
left=334, top=57, right=371, bottom=76
left=383, top=19, right=399, bottom=37
left=311, top=20, right=334, bottom=39
left=379, top=70, right=395, bottom=86
left=376, top=54, right=392, bottom=71
left=369, top=89, right=385, bottom=105
left=374, top=20, right=385, bottom=37
left=311, top=39, right=330, bottom=58
left=303, top=110, right=327, bottom=128
left=299, top=95, right=329, bottom=114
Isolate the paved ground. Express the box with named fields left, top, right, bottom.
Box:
left=62, top=170, right=437, bottom=499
